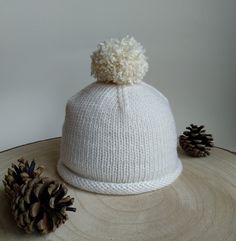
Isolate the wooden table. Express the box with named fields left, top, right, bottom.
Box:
left=0, top=138, right=236, bottom=241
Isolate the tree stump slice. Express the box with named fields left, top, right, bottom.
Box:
left=0, top=138, right=235, bottom=241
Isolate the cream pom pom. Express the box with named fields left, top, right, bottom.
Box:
left=90, top=36, right=149, bottom=85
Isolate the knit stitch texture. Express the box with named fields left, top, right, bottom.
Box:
left=57, top=81, right=182, bottom=195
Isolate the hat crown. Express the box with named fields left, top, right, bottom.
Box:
left=58, top=82, right=182, bottom=194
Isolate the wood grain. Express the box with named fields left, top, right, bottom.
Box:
left=0, top=138, right=236, bottom=241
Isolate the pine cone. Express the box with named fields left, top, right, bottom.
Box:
left=3, top=159, right=76, bottom=234
left=179, top=124, right=214, bottom=157
left=3, top=158, right=44, bottom=200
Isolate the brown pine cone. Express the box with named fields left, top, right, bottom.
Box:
left=179, top=124, right=214, bottom=157
left=3, top=159, right=76, bottom=234
left=3, top=158, right=44, bottom=199
left=12, top=177, right=76, bottom=234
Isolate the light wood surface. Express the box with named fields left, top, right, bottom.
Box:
left=0, top=138, right=236, bottom=241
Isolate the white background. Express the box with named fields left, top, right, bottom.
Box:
left=0, top=0, right=235, bottom=151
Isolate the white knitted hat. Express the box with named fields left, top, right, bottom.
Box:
left=57, top=36, right=182, bottom=195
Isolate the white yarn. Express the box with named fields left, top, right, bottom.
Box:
left=57, top=81, right=182, bottom=195
left=90, top=36, right=149, bottom=85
